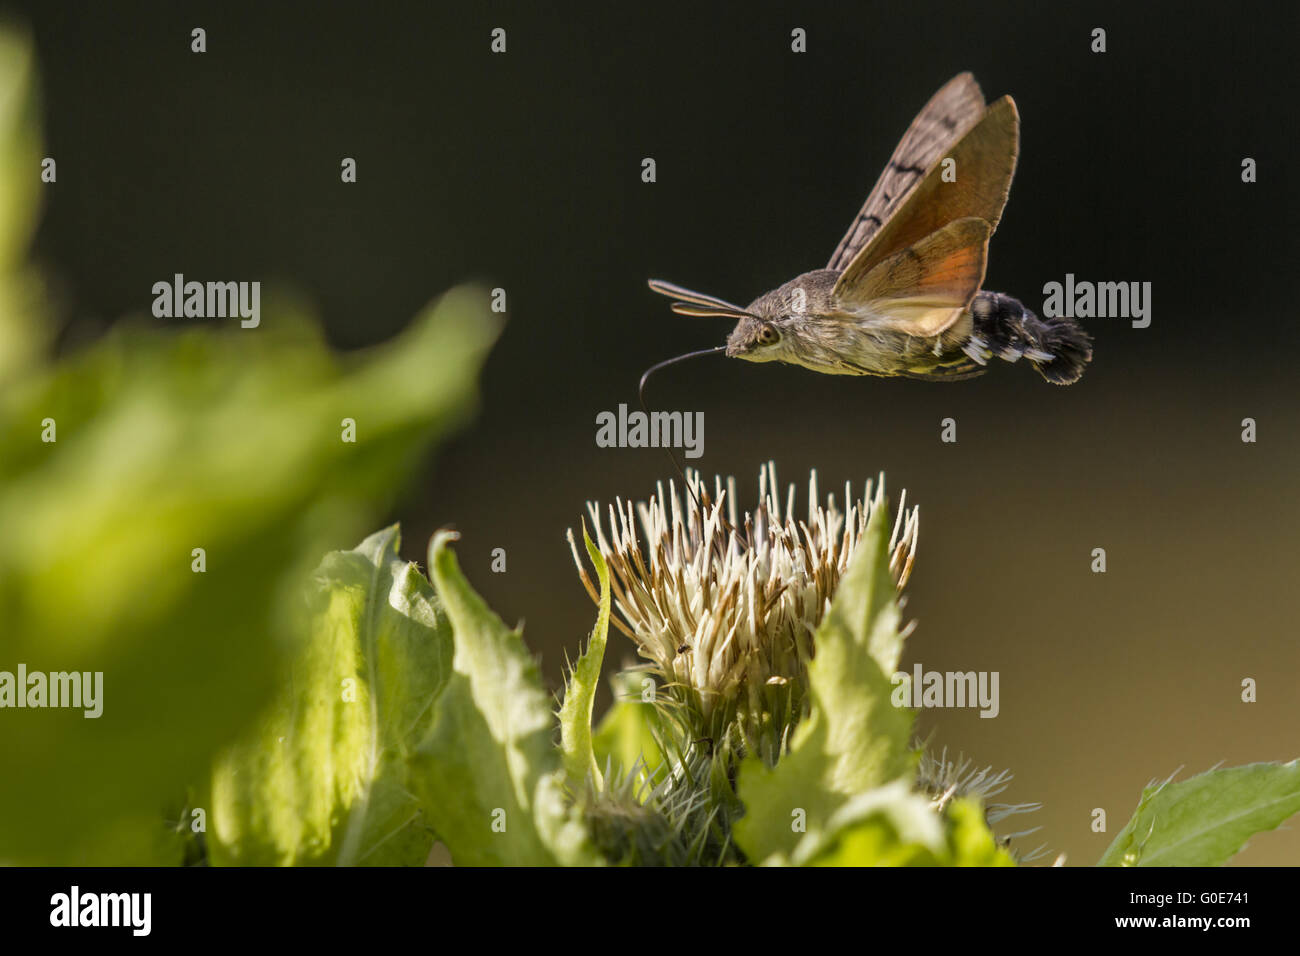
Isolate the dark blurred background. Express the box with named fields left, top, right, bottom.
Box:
left=15, top=0, right=1300, bottom=863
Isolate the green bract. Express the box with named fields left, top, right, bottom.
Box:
left=558, top=530, right=612, bottom=791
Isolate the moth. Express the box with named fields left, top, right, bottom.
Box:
left=644, top=73, right=1091, bottom=391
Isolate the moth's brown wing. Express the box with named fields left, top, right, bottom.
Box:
left=833, top=96, right=1019, bottom=300
left=826, top=73, right=988, bottom=272
left=837, top=216, right=990, bottom=337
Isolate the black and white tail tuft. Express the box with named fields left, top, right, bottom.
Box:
left=965, top=291, right=1093, bottom=385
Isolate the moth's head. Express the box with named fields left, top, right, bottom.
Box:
left=725, top=271, right=838, bottom=361
left=725, top=316, right=784, bottom=361
left=646, top=277, right=784, bottom=362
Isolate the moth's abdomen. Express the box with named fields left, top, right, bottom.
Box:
left=966, top=291, right=1093, bottom=385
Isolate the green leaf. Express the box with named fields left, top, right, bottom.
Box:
left=558, top=528, right=611, bottom=789
left=798, top=788, right=1015, bottom=867
left=592, top=670, right=667, bottom=789
left=0, top=282, right=499, bottom=863
left=942, top=798, right=1019, bottom=867
left=733, top=500, right=915, bottom=865
left=796, top=781, right=943, bottom=866
left=208, top=526, right=452, bottom=865
left=412, top=531, right=598, bottom=866
left=1098, top=760, right=1300, bottom=867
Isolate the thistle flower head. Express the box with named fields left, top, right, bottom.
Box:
left=570, top=462, right=918, bottom=762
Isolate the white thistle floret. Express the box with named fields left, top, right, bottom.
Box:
left=570, top=463, right=917, bottom=745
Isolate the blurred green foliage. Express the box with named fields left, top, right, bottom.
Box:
left=0, top=29, right=499, bottom=863
left=0, top=28, right=45, bottom=386
left=213, top=524, right=600, bottom=868
left=800, top=786, right=1015, bottom=866
left=209, top=526, right=453, bottom=866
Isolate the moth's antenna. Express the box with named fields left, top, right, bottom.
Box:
left=638, top=345, right=726, bottom=511
left=646, top=279, right=751, bottom=315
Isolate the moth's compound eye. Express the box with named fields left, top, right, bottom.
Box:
left=757, top=325, right=779, bottom=345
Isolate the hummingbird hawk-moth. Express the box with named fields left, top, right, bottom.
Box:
left=643, top=73, right=1092, bottom=392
